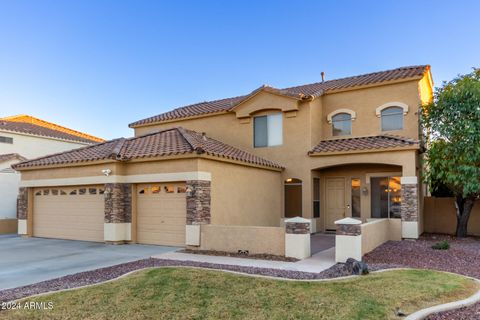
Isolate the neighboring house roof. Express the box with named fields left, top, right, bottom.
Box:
left=1, top=115, right=105, bottom=143
left=308, top=135, right=419, bottom=155
left=129, top=65, right=430, bottom=127
left=13, top=127, right=283, bottom=170
left=0, top=153, right=27, bottom=163
left=0, top=120, right=100, bottom=144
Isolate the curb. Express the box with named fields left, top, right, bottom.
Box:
left=405, top=277, right=480, bottom=320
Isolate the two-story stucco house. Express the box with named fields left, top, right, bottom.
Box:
left=0, top=115, right=103, bottom=233
left=12, top=66, right=433, bottom=256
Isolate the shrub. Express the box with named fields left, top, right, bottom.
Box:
left=432, top=240, right=450, bottom=250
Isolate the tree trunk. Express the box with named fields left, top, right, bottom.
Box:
left=455, top=195, right=475, bottom=238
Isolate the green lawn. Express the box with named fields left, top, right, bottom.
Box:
left=1, top=268, right=477, bottom=320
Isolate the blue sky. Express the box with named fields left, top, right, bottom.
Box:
left=0, top=0, right=479, bottom=139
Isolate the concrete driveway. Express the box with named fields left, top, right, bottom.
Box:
left=0, top=234, right=179, bottom=290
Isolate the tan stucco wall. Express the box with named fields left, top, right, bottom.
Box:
left=0, top=219, right=17, bottom=234
left=20, top=162, right=123, bottom=180
left=199, top=224, right=285, bottom=255
left=233, top=91, right=299, bottom=118
left=19, top=159, right=200, bottom=181
left=320, top=81, right=422, bottom=140
left=361, top=219, right=401, bottom=255
left=199, top=158, right=282, bottom=226
left=424, top=197, right=480, bottom=236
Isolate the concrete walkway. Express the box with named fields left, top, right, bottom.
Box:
left=153, top=247, right=336, bottom=273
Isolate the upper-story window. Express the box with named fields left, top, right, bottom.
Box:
left=332, top=113, right=352, bottom=136
left=254, top=113, right=283, bottom=148
left=0, top=136, right=13, bottom=144
left=381, top=107, right=404, bottom=131
left=376, top=102, right=408, bottom=132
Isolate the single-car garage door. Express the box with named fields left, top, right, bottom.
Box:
left=137, top=183, right=187, bottom=246
left=33, top=186, right=104, bottom=242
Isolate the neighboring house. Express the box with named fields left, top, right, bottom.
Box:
left=0, top=115, right=103, bottom=233
left=12, top=66, right=433, bottom=254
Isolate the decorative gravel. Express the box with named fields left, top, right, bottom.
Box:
left=364, top=234, right=480, bottom=320
left=0, top=258, right=351, bottom=304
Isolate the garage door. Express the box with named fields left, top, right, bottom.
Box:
left=137, top=183, right=187, bottom=246
left=33, top=186, right=104, bottom=242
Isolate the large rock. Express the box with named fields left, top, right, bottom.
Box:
left=345, top=258, right=369, bottom=275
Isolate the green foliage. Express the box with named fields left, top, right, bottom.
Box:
left=432, top=240, right=450, bottom=250
left=421, top=68, right=480, bottom=197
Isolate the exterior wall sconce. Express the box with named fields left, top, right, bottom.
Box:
left=362, top=187, right=368, bottom=196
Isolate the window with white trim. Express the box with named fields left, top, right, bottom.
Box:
left=253, top=113, right=283, bottom=147
left=332, top=113, right=352, bottom=136
left=381, top=107, right=404, bottom=131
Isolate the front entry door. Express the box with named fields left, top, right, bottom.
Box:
left=326, top=177, right=346, bottom=230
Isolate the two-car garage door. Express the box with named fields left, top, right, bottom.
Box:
left=32, top=183, right=187, bottom=246
left=33, top=186, right=105, bottom=242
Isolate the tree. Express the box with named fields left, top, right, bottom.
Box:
left=421, top=68, right=480, bottom=237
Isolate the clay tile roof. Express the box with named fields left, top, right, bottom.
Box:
left=0, top=120, right=100, bottom=144
left=309, top=135, right=419, bottom=154
left=129, top=65, right=430, bottom=127
left=1, top=115, right=104, bottom=143
left=0, top=153, right=27, bottom=163
left=283, top=65, right=429, bottom=97
left=13, top=128, right=283, bottom=170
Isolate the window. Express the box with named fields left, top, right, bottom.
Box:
left=254, top=113, right=283, bottom=147
left=52, top=189, right=59, bottom=196
left=0, top=136, right=13, bottom=144
left=351, top=179, right=361, bottom=218
left=177, top=186, right=187, bottom=193
left=164, top=185, right=175, bottom=193
left=70, top=190, right=77, bottom=195
left=371, top=176, right=401, bottom=219
left=313, top=178, right=320, bottom=218
left=332, top=113, right=352, bottom=136
left=89, top=188, right=97, bottom=195
left=151, top=186, right=161, bottom=194
left=284, top=178, right=302, bottom=218
left=381, top=107, right=403, bottom=131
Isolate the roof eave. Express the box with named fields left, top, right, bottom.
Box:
left=308, top=145, right=420, bottom=156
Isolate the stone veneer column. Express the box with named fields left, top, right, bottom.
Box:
left=17, top=187, right=28, bottom=235
left=335, top=218, right=362, bottom=263
left=285, top=217, right=311, bottom=259
left=104, top=183, right=132, bottom=243
left=400, top=176, right=419, bottom=239
left=185, top=180, right=211, bottom=246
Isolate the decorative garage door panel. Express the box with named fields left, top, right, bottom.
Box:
left=33, top=186, right=104, bottom=242
left=137, top=183, right=187, bottom=246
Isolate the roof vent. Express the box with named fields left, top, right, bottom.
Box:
left=321, top=71, right=325, bottom=82
left=201, top=132, right=207, bottom=141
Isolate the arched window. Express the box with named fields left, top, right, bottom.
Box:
left=381, top=107, right=404, bottom=131
left=332, top=113, right=352, bottom=136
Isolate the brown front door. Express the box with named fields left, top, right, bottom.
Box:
left=325, top=177, right=346, bottom=230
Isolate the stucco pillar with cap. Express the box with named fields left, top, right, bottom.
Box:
left=285, top=217, right=311, bottom=259
left=335, top=217, right=362, bottom=263
left=400, top=176, right=419, bottom=239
